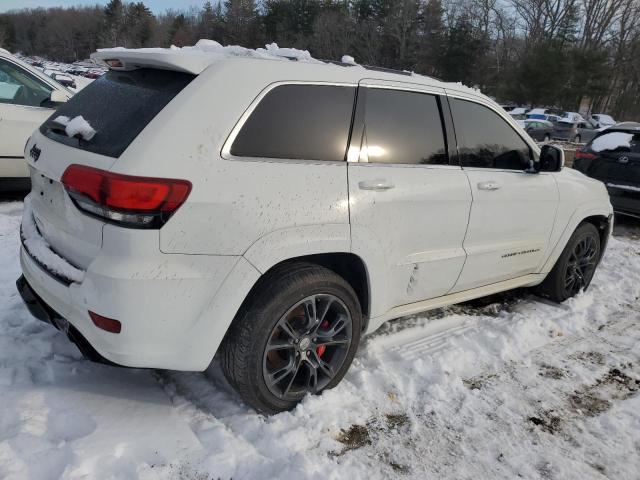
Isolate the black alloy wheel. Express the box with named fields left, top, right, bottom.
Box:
left=262, top=294, right=353, bottom=400
left=219, top=262, right=362, bottom=414
left=537, top=222, right=601, bottom=302
left=563, top=234, right=599, bottom=296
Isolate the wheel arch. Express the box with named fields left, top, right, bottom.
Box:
left=245, top=252, right=371, bottom=327
left=541, top=208, right=612, bottom=275
left=580, top=214, right=612, bottom=262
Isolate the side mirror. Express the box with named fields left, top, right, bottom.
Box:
left=49, top=90, right=68, bottom=104
left=539, top=144, right=564, bottom=172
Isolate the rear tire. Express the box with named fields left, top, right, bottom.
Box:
left=537, top=223, right=600, bottom=302
left=219, top=262, right=362, bottom=414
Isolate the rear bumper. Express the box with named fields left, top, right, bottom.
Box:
left=18, top=232, right=254, bottom=371
left=16, top=275, right=120, bottom=366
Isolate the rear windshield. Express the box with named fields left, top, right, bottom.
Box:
left=40, top=68, right=195, bottom=158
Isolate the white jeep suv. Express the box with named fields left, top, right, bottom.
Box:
left=0, top=49, right=71, bottom=191
left=17, top=45, right=613, bottom=414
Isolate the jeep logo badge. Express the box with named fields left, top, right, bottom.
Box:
left=29, top=144, right=41, bottom=162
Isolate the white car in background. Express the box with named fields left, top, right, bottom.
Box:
left=0, top=49, right=71, bottom=191
left=17, top=44, right=613, bottom=414
left=591, top=113, right=616, bottom=129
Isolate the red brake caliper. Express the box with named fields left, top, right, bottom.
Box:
left=316, top=320, right=330, bottom=357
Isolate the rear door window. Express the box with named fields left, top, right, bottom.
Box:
left=360, top=88, right=448, bottom=165
left=230, top=84, right=356, bottom=161
left=450, top=98, right=531, bottom=170
left=40, top=68, right=195, bottom=158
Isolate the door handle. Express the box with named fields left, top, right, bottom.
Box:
left=477, top=181, right=501, bottom=191
left=358, top=180, right=395, bottom=191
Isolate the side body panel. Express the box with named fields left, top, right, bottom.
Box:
left=0, top=104, right=52, bottom=161
left=347, top=80, right=472, bottom=318
left=453, top=170, right=558, bottom=291
left=446, top=91, right=560, bottom=292
left=108, top=64, right=353, bottom=256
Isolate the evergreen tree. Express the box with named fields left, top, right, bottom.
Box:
left=103, top=0, right=125, bottom=46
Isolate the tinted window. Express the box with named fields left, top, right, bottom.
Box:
left=40, top=68, right=195, bottom=158
left=0, top=58, right=52, bottom=107
left=231, top=84, right=355, bottom=161
left=362, top=88, right=447, bottom=165
left=450, top=98, right=531, bottom=170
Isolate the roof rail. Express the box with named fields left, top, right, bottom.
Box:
left=321, top=59, right=358, bottom=68
left=362, top=65, right=413, bottom=76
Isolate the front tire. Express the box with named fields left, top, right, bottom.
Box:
left=537, top=223, right=600, bottom=302
left=219, top=262, right=362, bottom=414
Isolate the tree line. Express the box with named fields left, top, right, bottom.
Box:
left=1, top=0, right=639, bottom=120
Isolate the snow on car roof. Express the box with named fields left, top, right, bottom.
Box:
left=591, top=131, right=634, bottom=152
left=92, top=39, right=483, bottom=99
left=93, top=40, right=330, bottom=74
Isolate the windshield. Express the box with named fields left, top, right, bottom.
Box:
left=0, top=58, right=53, bottom=107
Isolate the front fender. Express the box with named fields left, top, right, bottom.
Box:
left=540, top=201, right=613, bottom=274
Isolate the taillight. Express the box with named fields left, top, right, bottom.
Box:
left=575, top=149, right=597, bottom=160
left=61, top=164, right=191, bottom=228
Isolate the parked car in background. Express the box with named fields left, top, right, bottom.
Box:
left=0, top=49, right=71, bottom=191
left=590, top=113, right=616, bottom=129
left=519, top=119, right=554, bottom=142
left=527, top=107, right=564, bottom=116
left=17, top=45, right=612, bottom=414
left=44, top=70, right=77, bottom=89
left=51, top=73, right=76, bottom=89
left=553, top=119, right=598, bottom=143
left=560, top=111, right=590, bottom=124
left=526, top=113, right=562, bottom=123
left=83, top=70, right=103, bottom=79
left=507, top=107, right=528, bottom=118
left=573, top=122, right=640, bottom=218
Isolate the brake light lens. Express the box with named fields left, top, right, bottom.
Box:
left=61, top=164, right=191, bottom=228
left=89, top=311, right=122, bottom=334
left=575, top=149, right=597, bottom=161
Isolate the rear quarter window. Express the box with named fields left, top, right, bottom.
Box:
left=230, top=84, right=356, bottom=162
left=40, top=68, right=195, bottom=158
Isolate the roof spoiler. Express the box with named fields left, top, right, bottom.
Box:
left=91, top=49, right=214, bottom=75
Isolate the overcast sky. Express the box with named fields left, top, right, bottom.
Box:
left=0, top=0, right=212, bottom=13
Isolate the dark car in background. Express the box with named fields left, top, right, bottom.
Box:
left=553, top=119, right=598, bottom=143
left=521, top=119, right=554, bottom=142
left=573, top=122, right=640, bottom=218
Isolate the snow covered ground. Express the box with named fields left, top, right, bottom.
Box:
left=1, top=200, right=639, bottom=480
